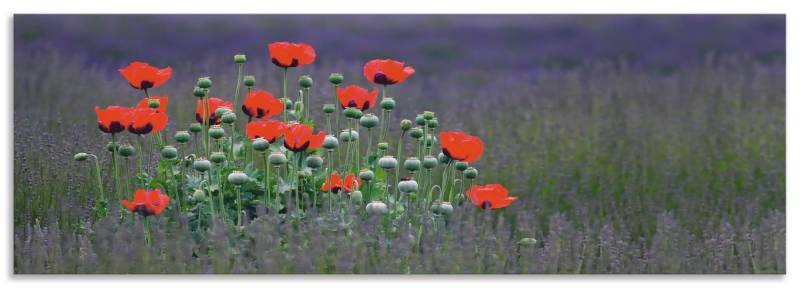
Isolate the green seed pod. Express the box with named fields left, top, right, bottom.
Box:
left=73, top=152, right=89, bottom=161
left=366, top=201, right=388, bottom=215
left=252, top=138, right=270, bottom=152
left=106, top=142, right=119, bottom=153
left=192, top=189, right=206, bottom=202
left=174, top=131, right=191, bottom=143
left=197, top=77, right=212, bottom=89
left=400, top=119, right=412, bottom=131
left=464, top=167, right=478, bottom=179
left=148, top=98, right=160, bottom=108
left=234, top=54, right=247, bottom=64
left=377, top=142, right=389, bottom=151
left=430, top=201, right=442, bottom=214
left=221, top=112, right=237, bottom=124
left=209, top=125, right=225, bottom=139
left=193, top=87, right=207, bottom=98
left=328, top=73, right=344, bottom=85
left=380, top=97, right=396, bottom=110
left=323, top=135, right=339, bottom=150
left=193, top=159, right=211, bottom=172
left=306, top=154, right=323, bottom=169
left=298, top=75, right=313, bottom=88
left=189, top=123, right=202, bottom=134
left=398, top=178, right=419, bottom=193
left=344, top=107, right=361, bottom=119
left=438, top=202, right=454, bottom=215
left=244, top=75, right=256, bottom=87
left=423, top=111, right=434, bottom=121
left=378, top=155, right=397, bottom=170
left=284, top=98, right=293, bottom=110
left=424, top=135, right=436, bottom=147
left=360, top=113, right=379, bottom=128
left=161, top=145, right=178, bottom=160
left=455, top=161, right=469, bottom=171
left=437, top=152, right=451, bottom=164
left=518, top=238, right=538, bottom=246
left=409, top=127, right=424, bottom=139
left=422, top=156, right=438, bottom=169
left=119, top=144, right=136, bottom=157
left=426, top=118, right=438, bottom=129
left=339, top=129, right=359, bottom=142
left=323, top=104, right=336, bottom=114
left=215, top=107, right=230, bottom=118
left=227, top=170, right=249, bottom=185
left=350, top=190, right=363, bottom=203
left=403, top=157, right=421, bottom=171
left=358, top=169, right=375, bottom=182
left=209, top=152, right=226, bottom=164
left=415, top=114, right=426, bottom=125
left=268, top=152, right=288, bottom=166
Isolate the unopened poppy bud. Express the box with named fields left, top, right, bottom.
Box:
left=422, top=156, right=438, bottom=169
left=227, top=170, right=249, bottom=185
left=398, top=177, right=419, bottom=193
left=221, top=112, right=237, bottom=124
left=400, top=119, right=412, bottom=131
left=518, top=238, right=538, bottom=246
left=464, top=167, right=478, bottom=179
left=189, top=123, right=202, bottom=134
left=148, top=98, right=160, bottom=108
left=360, top=113, right=379, bottom=128
left=423, top=111, right=434, bottom=121
left=410, top=127, right=424, bottom=139
left=174, top=131, right=190, bottom=143
left=415, top=114, right=426, bottom=125
left=193, top=87, right=207, bottom=98
left=350, top=190, right=363, bottom=203
left=161, top=146, right=178, bottom=160
left=380, top=97, right=396, bottom=110
left=426, top=118, right=438, bottom=129
left=366, top=201, right=388, bottom=215
left=298, top=75, right=313, bottom=88
left=378, top=155, right=397, bottom=170
left=192, top=189, right=206, bottom=202
left=209, top=125, right=225, bottom=139
left=268, top=152, right=288, bottom=166
left=438, top=152, right=451, bottom=164
left=119, top=144, right=136, bottom=157
left=306, top=154, right=323, bottom=169
left=210, top=152, right=226, bottom=164
left=339, top=129, right=359, bottom=142
left=244, top=75, right=256, bottom=87
left=344, top=107, right=361, bottom=119
left=358, top=169, right=375, bottom=181
left=106, top=142, right=119, bottom=153
left=404, top=157, right=421, bottom=171
left=197, top=77, right=212, bottom=89
left=234, top=54, right=247, bottom=64
left=284, top=98, right=293, bottom=110
left=323, top=104, right=336, bottom=114
left=455, top=161, right=468, bottom=171
left=215, top=107, right=230, bottom=118
left=193, top=158, right=211, bottom=172
left=73, top=152, right=89, bottom=161
left=328, top=73, right=344, bottom=85
left=375, top=143, right=388, bottom=153
left=252, top=138, right=269, bottom=152
left=438, top=202, right=454, bottom=215
left=323, top=135, right=339, bottom=150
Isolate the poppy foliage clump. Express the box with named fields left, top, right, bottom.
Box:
left=76, top=40, right=516, bottom=234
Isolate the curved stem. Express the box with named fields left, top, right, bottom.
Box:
left=89, top=154, right=104, bottom=201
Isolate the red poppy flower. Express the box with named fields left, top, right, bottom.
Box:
left=95, top=106, right=133, bottom=134
left=363, top=59, right=415, bottom=85
left=195, top=97, right=233, bottom=125
left=121, top=188, right=170, bottom=216
left=119, top=62, right=172, bottom=90
left=283, top=123, right=325, bottom=152
left=135, top=95, right=169, bottom=114
left=242, top=89, right=284, bottom=119
left=268, top=42, right=316, bottom=68
left=439, top=131, right=484, bottom=163
left=321, top=172, right=361, bottom=194
left=464, top=184, right=517, bottom=209
left=246, top=120, right=288, bottom=142
left=337, top=85, right=379, bottom=110
left=128, top=108, right=168, bottom=135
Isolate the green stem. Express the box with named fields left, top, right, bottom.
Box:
left=282, top=68, right=288, bottom=123
left=263, top=154, right=270, bottom=213
left=326, top=149, right=333, bottom=213
left=111, top=134, right=120, bottom=200
left=365, top=128, right=372, bottom=169
left=236, top=185, right=242, bottom=226
left=89, top=154, right=104, bottom=201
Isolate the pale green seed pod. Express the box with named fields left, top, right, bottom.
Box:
left=268, top=152, right=288, bottom=166
left=210, top=152, right=226, bottom=164
left=298, top=75, right=313, bottom=88
left=350, top=190, right=363, bottom=203
left=323, top=135, right=339, bottom=150
left=404, top=157, right=421, bottom=171
left=189, top=123, right=202, bottom=134
left=377, top=142, right=389, bottom=151
left=209, top=125, right=225, bottom=139
left=455, top=161, right=469, bottom=171
left=438, top=202, right=454, bottom=215
left=73, top=152, right=89, bottom=161
left=438, top=152, right=451, bottom=164
left=119, top=144, right=136, bottom=157
left=244, top=75, right=256, bottom=87
left=227, top=171, right=249, bottom=185
left=422, top=156, right=438, bottom=169
left=380, top=97, right=396, bottom=110
left=358, top=169, right=375, bottom=182
left=234, top=54, right=247, bottom=63
left=193, top=159, right=211, bottom=172
left=192, top=189, right=206, bottom=202
left=360, top=113, right=379, bottom=129
left=148, top=98, right=160, bottom=108
left=378, top=155, right=398, bottom=170
left=366, top=201, right=388, bottom=215
left=161, top=145, right=178, bottom=160
left=221, top=112, right=237, bottom=124
left=398, top=178, right=419, bottom=194
left=328, top=73, right=344, bottom=85
left=410, top=127, right=424, bottom=139
left=400, top=119, right=412, bottom=131
left=252, top=138, right=270, bottom=152
left=174, top=131, right=190, bottom=143
left=306, top=154, right=323, bottom=169
left=339, top=129, right=359, bottom=142
left=197, top=77, right=212, bottom=89
left=464, top=167, right=478, bottom=179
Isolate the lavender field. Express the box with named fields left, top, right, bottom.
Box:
left=13, top=15, right=785, bottom=274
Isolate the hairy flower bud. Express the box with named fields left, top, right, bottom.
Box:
left=174, top=131, right=190, bottom=143
left=192, top=189, right=206, bottom=202
left=415, top=114, right=426, bottom=125
left=426, top=118, right=438, bottom=129
left=328, top=73, right=344, bottom=85
left=423, top=111, right=434, bottom=121
left=161, top=145, right=178, bottom=160
left=350, top=190, right=363, bottom=203
left=339, top=129, right=359, bottom=142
